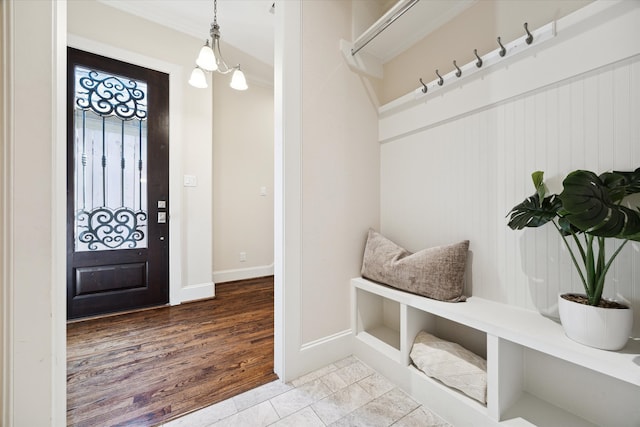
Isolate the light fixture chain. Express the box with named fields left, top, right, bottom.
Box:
left=213, top=0, right=218, bottom=26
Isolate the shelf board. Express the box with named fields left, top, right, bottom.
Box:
left=357, top=327, right=401, bottom=363
left=408, top=365, right=488, bottom=412
left=501, top=393, right=597, bottom=427
left=352, top=277, right=640, bottom=387
left=352, top=0, right=475, bottom=63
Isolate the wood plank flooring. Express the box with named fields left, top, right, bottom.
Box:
left=67, top=276, right=277, bottom=427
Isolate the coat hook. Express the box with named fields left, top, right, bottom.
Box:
left=453, top=60, right=462, bottom=78
left=419, top=78, right=428, bottom=94
left=524, top=22, right=533, bottom=44
left=474, top=49, right=483, bottom=68
left=435, top=69, right=444, bottom=86
left=497, top=36, right=506, bottom=57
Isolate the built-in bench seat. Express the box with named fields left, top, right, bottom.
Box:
left=351, top=277, right=640, bottom=427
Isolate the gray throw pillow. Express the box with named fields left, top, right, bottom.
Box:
left=361, top=229, right=469, bottom=302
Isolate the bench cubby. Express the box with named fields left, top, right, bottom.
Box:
left=351, top=277, right=640, bottom=426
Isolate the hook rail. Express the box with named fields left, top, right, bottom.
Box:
left=413, top=21, right=555, bottom=101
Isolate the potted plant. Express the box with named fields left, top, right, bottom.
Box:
left=507, top=168, right=640, bottom=350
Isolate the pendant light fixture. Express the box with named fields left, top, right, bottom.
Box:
left=189, top=0, right=248, bottom=91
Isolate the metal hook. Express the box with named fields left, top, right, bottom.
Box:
left=524, top=22, right=533, bottom=44
left=435, top=69, right=444, bottom=86
left=497, top=37, right=506, bottom=57
left=474, top=49, right=483, bottom=68
left=419, top=78, right=428, bottom=94
left=453, top=60, right=462, bottom=78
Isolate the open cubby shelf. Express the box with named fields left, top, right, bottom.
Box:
left=351, top=277, right=640, bottom=427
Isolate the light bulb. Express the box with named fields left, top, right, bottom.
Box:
left=196, top=40, right=218, bottom=72
left=188, top=66, right=208, bottom=88
left=230, top=68, right=248, bottom=91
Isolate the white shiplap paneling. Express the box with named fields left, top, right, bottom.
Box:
left=381, top=53, right=640, bottom=334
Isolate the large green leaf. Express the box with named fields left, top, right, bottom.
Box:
left=507, top=193, right=562, bottom=230
left=599, top=167, right=640, bottom=202
left=559, top=170, right=640, bottom=240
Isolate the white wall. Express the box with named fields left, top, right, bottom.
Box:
left=212, top=77, right=274, bottom=283
left=68, top=0, right=214, bottom=302
left=1, top=1, right=67, bottom=425
left=379, top=1, right=640, bottom=334
left=275, top=0, right=380, bottom=381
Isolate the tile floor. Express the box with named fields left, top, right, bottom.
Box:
left=162, top=356, right=450, bottom=427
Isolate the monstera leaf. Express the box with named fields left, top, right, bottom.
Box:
left=507, top=192, right=562, bottom=230
left=508, top=171, right=561, bottom=230
left=600, top=168, right=640, bottom=200
left=507, top=168, right=640, bottom=306
left=559, top=170, right=640, bottom=241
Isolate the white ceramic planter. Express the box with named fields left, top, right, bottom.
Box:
left=558, top=293, right=633, bottom=351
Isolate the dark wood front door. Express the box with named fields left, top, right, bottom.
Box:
left=67, top=48, right=169, bottom=320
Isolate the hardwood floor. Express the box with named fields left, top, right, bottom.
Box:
left=67, top=276, right=277, bottom=427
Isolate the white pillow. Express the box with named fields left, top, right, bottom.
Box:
left=410, top=331, right=487, bottom=404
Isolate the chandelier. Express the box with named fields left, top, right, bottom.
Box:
left=189, top=0, right=248, bottom=90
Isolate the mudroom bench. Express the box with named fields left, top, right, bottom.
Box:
left=351, top=277, right=640, bottom=427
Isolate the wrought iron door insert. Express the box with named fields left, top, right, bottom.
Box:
left=73, top=66, right=149, bottom=252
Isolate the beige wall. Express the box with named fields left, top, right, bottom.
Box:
left=381, top=0, right=592, bottom=104
left=0, top=5, right=4, bottom=421
left=301, top=0, right=380, bottom=344
left=274, top=0, right=380, bottom=380
left=351, top=0, right=396, bottom=38
left=213, top=77, right=274, bottom=278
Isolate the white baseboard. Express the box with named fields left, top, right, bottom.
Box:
left=282, top=329, right=354, bottom=382
left=213, top=263, right=274, bottom=283
left=180, top=281, right=215, bottom=303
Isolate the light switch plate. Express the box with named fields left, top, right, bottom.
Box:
left=183, top=175, right=197, bottom=187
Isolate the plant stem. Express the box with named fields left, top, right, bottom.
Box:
left=585, top=234, right=595, bottom=298
left=552, top=221, right=588, bottom=295
left=592, top=239, right=629, bottom=304
left=551, top=220, right=630, bottom=305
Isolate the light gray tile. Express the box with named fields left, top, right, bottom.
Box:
left=162, top=399, right=237, bottom=427
left=209, top=401, right=279, bottom=427
left=334, top=360, right=375, bottom=385
left=357, top=372, right=395, bottom=399
left=233, top=380, right=293, bottom=411
left=333, top=355, right=358, bottom=368
left=320, top=371, right=349, bottom=393
left=270, top=406, right=325, bottom=427
left=332, top=388, right=420, bottom=427
left=291, top=363, right=338, bottom=387
left=270, top=379, right=332, bottom=418
left=312, top=382, right=373, bottom=425
left=394, top=406, right=451, bottom=427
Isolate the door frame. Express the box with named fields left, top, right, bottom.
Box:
left=68, top=34, right=184, bottom=306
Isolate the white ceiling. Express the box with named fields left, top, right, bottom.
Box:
left=99, top=0, right=276, bottom=66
